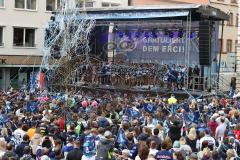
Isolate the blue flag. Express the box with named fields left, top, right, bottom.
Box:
left=193, top=111, right=200, bottom=123
left=116, top=128, right=128, bottom=150
left=144, top=104, right=156, bottom=113
left=125, top=107, right=141, bottom=119
left=27, top=101, right=38, bottom=113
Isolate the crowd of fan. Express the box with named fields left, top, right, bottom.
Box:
left=0, top=88, right=240, bottom=160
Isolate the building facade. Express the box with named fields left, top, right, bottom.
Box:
left=0, top=0, right=128, bottom=90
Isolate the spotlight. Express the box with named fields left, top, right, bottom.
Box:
left=144, top=32, right=150, bottom=38
left=169, top=31, right=174, bottom=38
left=118, top=31, right=124, bottom=38
left=178, top=29, right=184, bottom=38
left=135, top=31, right=141, bottom=38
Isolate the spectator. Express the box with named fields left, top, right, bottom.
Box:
left=208, top=117, right=218, bottom=136
left=179, top=137, right=192, bottom=157
left=199, top=129, right=216, bottom=150
left=0, top=138, right=6, bottom=159
left=27, top=121, right=37, bottom=139
left=15, top=134, right=30, bottom=158
left=20, top=146, right=34, bottom=160
left=30, top=128, right=42, bottom=157
left=147, top=128, right=161, bottom=149
left=149, top=140, right=159, bottom=157
left=96, top=131, right=114, bottom=160
left=66, top=140, right=83, bottom=160
left=186, top=127, right=198, bottom=152
left=197, top=141, right=211, bottom=160
left=215, top=117, right=227, bottom=142
left=2, top=143, right=18, bottom=160
left=41, top=147, right=50, bottom=160
left=155, top=140, right=173, bottom=160
left=135, top=141, right=149, bottom=160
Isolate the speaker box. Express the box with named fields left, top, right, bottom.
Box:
left=199, top=21, right=211, bottom=66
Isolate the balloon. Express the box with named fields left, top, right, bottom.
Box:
left=92, top=101, right=98, bottom=108
left=81, top=100, right=88, bottom=107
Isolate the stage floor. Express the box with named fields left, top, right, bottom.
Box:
left=52, top=83, right=213, bottom=99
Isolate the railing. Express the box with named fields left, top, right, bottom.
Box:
left=211, top=74, right=228, bottom=91
left=210, top=73, right=240, bottom=97
left=190, top=76, right=206, bottom=92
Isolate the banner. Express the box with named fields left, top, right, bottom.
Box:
left=115, top=31, right=199, bottom=65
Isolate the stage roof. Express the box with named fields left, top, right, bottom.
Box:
left=79, top=4, right=229, bottom=21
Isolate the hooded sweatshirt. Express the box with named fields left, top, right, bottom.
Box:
left=96, top=138, right=114, bottom=160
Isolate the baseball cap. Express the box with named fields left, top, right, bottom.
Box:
left=104, top=131, right=112, bottom=138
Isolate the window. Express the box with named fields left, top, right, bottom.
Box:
left=15, top=0, right=36, bottom=10
left=0, top=0, right=4, bottom=7
left=102, top=2, right=110, bottom=7
left=46, top=0, right=56, bottom=11
left=76, top=1, right=94, bottom=8
left=111, top=3, right=120, bottom=7
left=15, top=0, right=24, bottom=8
left=102, top=2, right=120, bottom=7
left=226, top=39, right=232, bottom=53
left=13, top=27, right=35, bottom=47
left=85, top=2, right=93, bottom=7
left=236, top=14, right=239, bottom=27
left=227, top=13, right=233, bottom=26
left=26, top=0, right=36, bottom=10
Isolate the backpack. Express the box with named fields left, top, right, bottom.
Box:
left=83, top=134, right=96, bottom=157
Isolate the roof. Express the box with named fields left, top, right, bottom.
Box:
left=53, top=4, right=229, bottom=21
left=84, top=4, right=201, bottom=11
left=132, top=0, right=209, bottom=5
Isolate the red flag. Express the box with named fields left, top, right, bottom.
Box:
left=39, top=72, right=44, bottom=91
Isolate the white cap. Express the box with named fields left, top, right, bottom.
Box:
left=104, top=131, right=112, bottom=138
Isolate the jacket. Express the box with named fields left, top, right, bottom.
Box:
left=66, top=148, right=83, bottom=160
left=96, top=138, right=114, bottom=160
left=15, top=141, right=29, bottom=158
